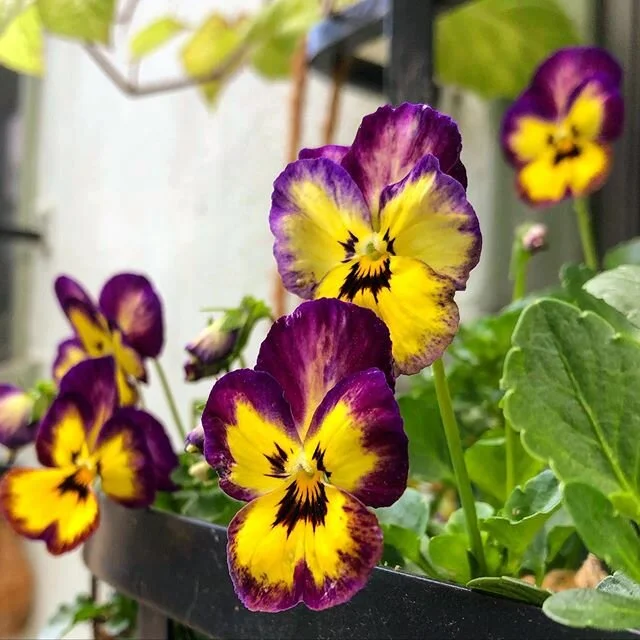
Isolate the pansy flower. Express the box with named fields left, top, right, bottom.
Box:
left=203, top=299, right=408, bottom=611
left=53, top=273, right=164, bottom=405
left=270, top=103, right=481, bottom=375
left=0, top=357, right=177, bottom=554
left=0, top=385, right=37, bottom=451
left=502, top=46, right=624, bottom=206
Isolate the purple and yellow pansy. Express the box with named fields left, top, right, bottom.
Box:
left=0, top=385, right=37, bottom=451
left=0, top=357, right=177, bottom=555
left=270, top=102, right=481, bottom=375
left=202, top=299, right=408, bottom=612
left=53, top=273, right=164, bottom=406
left=502, top=46, right=624, bottom=206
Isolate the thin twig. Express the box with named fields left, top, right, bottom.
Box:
left=90, top=575, right=100, bottom=640
left=117, top=0, right=142, bottom=25
left=273, top=37, right=309, bottom=318
left=84, top=43, right=249, bottom=98
left=322, top=55, right=350, bottom=144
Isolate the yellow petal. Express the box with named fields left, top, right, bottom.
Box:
left=316, top=256, right=458, bottom=375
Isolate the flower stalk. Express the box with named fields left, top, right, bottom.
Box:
left=432, top=358, right=487, bottom=577
left=153, top=359, right=187, bottom=441
left=574, top=198, right=598, bottom=271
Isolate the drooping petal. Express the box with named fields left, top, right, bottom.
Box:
left=341, top=103, right=467, bottom=220
left=316, top=256, right=459, bottom=375
left=94, top=412, right=156, bottom=507
left=531, top=46, right=622, bottom=115
left=112, top=330, right=147, bottom=382
left=203, top=369, right=300, bottom=502
left=112, top=408, right=178, bottom=491
left=303, top=369, right=407, bottom=508
left=256, top=298, right=394, bottom=439
left=378, top=154, right=481, bottom=290
left=54, top=275, right=94, bottom=310
left=517, top=142, right=611, bottom=206
left=184, top=317, right=238, bottom=381
left=270, top=157, right=372, bottom=299
left=298, top=145, right=349, bottom=163
left=58, top=357, right=118, bottom=447
left=52, top=338, right=88, bottom=383
left=227, top=481, right=383, bottom=612
left=36, top=394, right=91, bottom=468
left=501, top=87, right=558, bottom=167
left=0, top=467, right=99, bottom=555
left=0, top=385, right=36, bottom=450
left=98, top=273, right=164, bottom=359
left=565, top=75, right=624, bottom=142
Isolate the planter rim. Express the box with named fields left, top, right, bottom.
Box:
left=83, top=499, right=634, bottom=640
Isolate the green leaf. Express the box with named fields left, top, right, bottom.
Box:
left=436, top=0, right=580, bottom=99
left=424, top=533, right=472, bottom=583
left=37, top=0, right=115, bottom=44
left=445, top=502, right=494, bottom=535
left=0, top=4, right=42, bottom=75
left=0, top=0, right=28, bottom=34
left=543, top=588, right=640, bottom=631
left=503, top=298, right=640, bottom=521
left=599, top=572, right=640, bottom=599
left=483, top=470, right=561, bottom=561
left=604, top=238, right=640, bottom=270
left=465, top=435, right=542, bottom=504
left=398, top=392, right=452, bottom=482
left=180, top=13, right=244, bottom=106
left=584, top=265, right=640, bottom=329
left=561, top=264, right=640, bottom=339
left=563, top=483, right=640, bottom=583
left=130, top=16, right=185, bottom=60
left=467, top=576, right=550, bottom=606
left=39, top=595, right=107, bottom=639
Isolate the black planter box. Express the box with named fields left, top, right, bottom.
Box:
left=83, top=499, right=635, bottom=640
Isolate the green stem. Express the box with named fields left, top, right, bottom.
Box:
left=432, top=358, right=487, bottom=576
left=511, top=253, right=529, bottom=302
left=505, top=422, right=516, bottom=498
left=574, top=198, right=598, bottom=271
left=153, top=359, right=187, bottom=441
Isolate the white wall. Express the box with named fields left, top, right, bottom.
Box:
left=20, top=0, right=588, bottom=636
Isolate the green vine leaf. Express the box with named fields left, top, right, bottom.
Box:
left=0, top=4, right=42, bottom=75
left=503, top=298, right=640, bottom=522
left=436, top=0, right=580, bottom=99
left=563, top=483, right=640, bottom=583
left=37, top=0, right=115, bottom=44
left=130, top=16, right=186, bottom=60
left=180, top=13, right=244, bottom=107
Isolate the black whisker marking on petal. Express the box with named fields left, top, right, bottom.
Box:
left=382, top=229, right=396, bottom=255
left=339, top=230, right=359, bottom=261
left=312, top=442, right=331, bottom=479
left=338, top=257, right=392, bottom=303
left=554, top=145, right=581, bottom=165
left=57, top=471, right=90, bottom=501
left=264, top=442, right=289, bottom=477
left=273, top=479, right=329, bottom=536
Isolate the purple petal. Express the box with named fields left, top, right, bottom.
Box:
left=531, top=46, right=622, bottom=115
left=270, top=157, right=372, bottom=299
left=58, top=357, right=118, bottom=445
left=113, top=407, right=178, bottom=491
left=185, top=319, right=238, bottom=375
left=304, top=368, right=407, bottom=508
left=202, top=369, right=300, bottom=502
left=298, top=145, right=350, bottom=163
left=54, top=275, right=94, bottom=311
left=379, top=154, right=481, bottom=290
left=36, top=394, right=92, bottom=468
left=0, top=385, right=36, bottom=450
left=52, top=338, right=88, bottom=383
left=256, top=298, right=394, bottom=440
left=99, top=273, right=164, bottom=359
left=341, top=103, right=468, bottom=217
left=185, top=423, right=204, bottom=453
left=94, top=412, right=156, bottom=507
left=227, top=483, right=383, bottom=612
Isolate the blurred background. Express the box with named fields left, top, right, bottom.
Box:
left=0, top=0, right=637, bottom=636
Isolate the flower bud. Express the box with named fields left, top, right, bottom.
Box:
left=184, top=316, right=239, bottom=382
left=521, top=223, right=548, bottom=255
left=185, top=422, right=205, bottom=454
left=188, top=459, right=212, bottom=483
left=0, top=385, right=37, bottom=450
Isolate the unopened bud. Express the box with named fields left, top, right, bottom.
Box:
left=521, top=223, right=548, bottom=255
